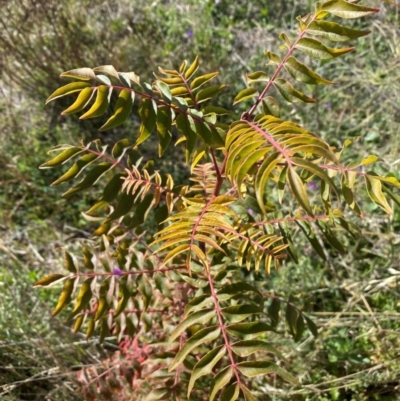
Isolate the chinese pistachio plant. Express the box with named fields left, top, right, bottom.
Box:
left=34, top=1, right=398, bottom=400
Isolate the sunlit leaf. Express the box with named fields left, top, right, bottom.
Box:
left=308, top=20, right=370, bottom=41
left=296, top=38, right=354, bottom=60
left=320, top=0, right=379, bottom=19
left=285, top=57, right=333, bottom=85
left=233, top=88, right=258, bottom=105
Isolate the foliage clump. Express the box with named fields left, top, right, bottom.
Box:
left=34, top=1, right=400, bottom=400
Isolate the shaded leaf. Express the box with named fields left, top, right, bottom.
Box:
left=63, top=163, right=113, bottom=197
left=137, top=98, right=157, bottom=145
left=33, top=274, right=65, bottom=287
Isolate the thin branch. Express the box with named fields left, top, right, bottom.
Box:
left=244, top=13, right=319, bottom=120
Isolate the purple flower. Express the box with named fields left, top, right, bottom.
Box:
left=247, top=208, right=256, bottom=216
left=307, top=181, right=318, bottom=191
left=187, top=29, right=193, bottom=38
left=324, top=102, right=332, bottom=109
left=113, top=268, right=123, bottom=276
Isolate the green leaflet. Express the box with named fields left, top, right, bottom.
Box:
left=61, top=87, right=95, bottom=115
left=71, top=277, right=94, bottom=316
left=114, top=277, right=130, bottom=318
left=292, top=157, right=340, bottom=201
left=176, top=113, right=197, bottom=162
left=255, top=152, right=281, bottom=215
left=184, top=294, right=213, bottom=317
left=296, top=37, right=354, bottom=60
left=156, top=106, right=173, bottom=156
left=246, top=71, right=269, bottom=84
left=195, top=85, right=225, bottom=103
left=316, top=219, right=345, bottom=253
left=85, top=316, right=95, bottom=339
left=233, top=88, right=259, bottom=105
left=190, top=72, right=219, bottom=91
left=107, top=191, right=136, bottom=221
left=40, top=147, right=83, bottom=168
left=285, top=302, right=299, bottom=339
left=185, top=56, right=199, bottom=79
left=156, top=81, right=172, bottom=103
left=137, top=274, right=152, bottom=310
left=285, top=57, right=333, bottom=85
left=112, top=138, right=132, bottom=159
left=288, top=167, right=313, bottom=215
left=33, top=274, right=65, bottom=287
left=273, top=79, right=316, bottom=103
left=320, top=0, right=379, bottom=19
left=168, top=326, right=221, bottom=371
left=99, top=89, right=134, bottom=131
left=46, top=81, right=92, bottom=103
left=73, top=314, right=85, bottom=334
left=307, top=20, right=370, bottom=42
left=227, top=321, right=274, bottom=338
left=296, top=220, right=326, bottom=260
left=102, top=173, right=125, bottom=203
left=267, top=298, right=281, bottom=327
left=262, top=97, right=280, bottom=117
left=241, top=385, right=256, bottom=401
left=145, top=387, right=171, bottom=401
left=210, top=367, right=233, bottom=401
left=231, top=339, right=286, bottom=360
left=187, top=345, right=226, bottom=396
left=63, top=162, right=113, bottom=197
left=237, top=361, right=299, bottom=384
left=365, top=175, right=393, bottom=214
left=64, top=251, right=77, bottom=273
left=80, top=85, right=112, bottom=119
left=222, top=304, right=263, bottom=324
left=220, top=383, right=240, bottom=401
left=217, top=282, right=261, bottom=301
left=137, top=98, right=157, bottom=145
left=94, top=280, right=109, bottom=321
left=52, top=278, right=75, bottom=317
left=304, top=314, right=318, bottom=338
